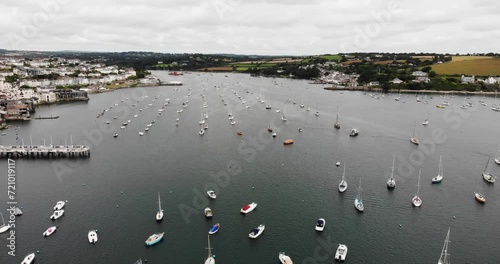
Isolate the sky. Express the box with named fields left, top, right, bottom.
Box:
left=0, top=0, right=499, bottom=55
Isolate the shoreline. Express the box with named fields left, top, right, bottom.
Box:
left=323, top=86, right=500, bottom=95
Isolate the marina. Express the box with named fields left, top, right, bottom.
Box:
left=0, top=145, right=90, bottom=158
left=0, top=71, right=499, bottom=263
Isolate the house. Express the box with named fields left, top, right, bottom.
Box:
left=461, top=75, right=475, bottom=84
left=368, top=81, right=379, bottom=86
left=484, top=77, right=498, bottom=84
left=413, top=76, right=430, bottom=83
left=390, top=78, right=403, bottom=84
left=412, top=71, right=428, bottom=77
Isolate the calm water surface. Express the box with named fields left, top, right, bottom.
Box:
left=0, top=71, right=499, bottom=264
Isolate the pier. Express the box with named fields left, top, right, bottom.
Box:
left=34, top=115, right=60, bottom=120
left=0, top=145, right=90, bottom=159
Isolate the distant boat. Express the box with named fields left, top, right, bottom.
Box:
left=283, top=139, right=294, bottom=145
left=88, top=230, right=98, bottom=244
left=482, top=157, right=496, bottom=183
left=43, top=226, right=57, bottom=237
left=334, top=107, right=340, bottom=129
left=50, top=209, right=64, bottom=220
left=422, top=112, right=429, bottom=125
left=410, top=121, right=419, bottom=145
left=432, top=156, right=444, bottom=183
left=205, top=235, right=216, bottom=264
left=315, top=218, right=325, bottom=232
left=387, top=154, right=396, bottom=189
left=437, top=227, right=451, bottom=264
left=240, top=202, right=257, bottom=214
left=145, top=232, right=164, bottom=246
left=113, top=132, right=118, bottom=138
left=334, top=244, right=348, bottom=261
left=248, top=224, right=265, bottom=239
left=200, top=129, right=205, bottom=136
left=14, top=207, right=22, bottom=216
left=204, top=207, right=213, bottom=219
left=354, top=178, right=364, bottom=212
left=21, top=252, right=35, bottom=264
left=207, top=190, right=216, bottom=199
left=412, top=170, right=422, bottom=207
left=139, top=131, right=144, bottom=136
left=54, top=201, right=65, bottom=210
left=279, top=252, right=293, bottom=264
left=156, top=192, right=164, bottom=221
left=349, top=129, right=359, bottom=137
left=474, top=192, right=486, bottom=203
left=0, top=213, right=10, bottom=234
left=338, top=163, right=348, bottom=193
left=208, top=223, right=220, bottom=235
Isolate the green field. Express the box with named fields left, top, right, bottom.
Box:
left=432, top=58, right=500, bottom=76
left=318, top=54, right=342, bottom=61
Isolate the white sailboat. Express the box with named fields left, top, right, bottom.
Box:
left=432, top=156, right=444, bottom=183
left=437, top=227, right=451, bottom=264
left=338, top=163, right=348, bottom=193
left=387, top=154, right=396, bottom=189
left=410, top=120, right=419, bottom=145
left=422, top=112, right=429, bottom=125
left=354, top=178, right=364, bottom=212
left=334, top=106, right=340, bottom=129
left=412, top=170, right=422, bottom=207
left=205, top=235, right=216, bottom=264
left=482, top=156, right=496, bottom=183
left=156, top=192, right=164, bottom=221
left=0, top=213, right=10, bottom=234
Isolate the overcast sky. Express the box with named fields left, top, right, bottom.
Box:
left=1, top=0, right=498, bottom=55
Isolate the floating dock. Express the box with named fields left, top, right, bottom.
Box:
left=0, top=145, right=90, bottom=158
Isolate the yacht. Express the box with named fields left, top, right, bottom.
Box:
left=156, top=192, right=164, bottom=221
left=338, top=163, right=348, bottom=193
left=474, top=192, right=486, bottom=203
left=21, top=253, right=35, bottom=264
left=240, top=202, right=258, bottom=214
left=43, top=226, right=57, bottom=237
left=349, top=129, right=359, bottom=137
left=432, top=156, right=444, bottom=183
left=248, top=224, right=265, bottom=238
left=50, top=210, right=64, bottom=220
left=54, top=201, right=65, bottom=210
left=482, top=157, right=496, bottom=183
left=387, top=154, right=396, bottom=189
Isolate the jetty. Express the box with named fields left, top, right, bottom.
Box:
left=159, top=81, right=183, bottom=86
left=34, top=115, right=60, bottom=120
left=0, top=145, right=90, bottom=158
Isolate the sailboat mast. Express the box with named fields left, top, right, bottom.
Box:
left=158, top=192, right=161, bottom=211
left=416, top=170, right=421, bottom=195
left=206, top=235, right=212, bottom=257
left=342, top=163, right=346, bottom=181
left=391, top=154, right=395, bottom=180
left=438, top=227, right=451, bottom=264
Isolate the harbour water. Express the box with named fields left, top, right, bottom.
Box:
left=0, top=71, right=499, bottom=263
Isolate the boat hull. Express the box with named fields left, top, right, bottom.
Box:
left=145, top=232, right=164, bottom=246
left=21, top=253, right=35, bottom=264
left=354, top=198, right=364, bottom=212
left=240, top=203, right=257, bottom=214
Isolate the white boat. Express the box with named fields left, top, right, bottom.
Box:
left=422, top=112, right=429, bottom=125
left=145, top=127, right=150, bottom=132
left=412, top=170, right=422, bottom=207
left=88, top=230, right=98, bottom=244
left=432, top=156, right=444, bottom=183
left=387, top=154, right=396, bottom=189
left=0, top=213, right=10, bottom=234
left=248, top=224, right=265, bottom=238
left=334, top=110, right=340, bottom=129
left=354, top=178, right=364, bottom=212
left=483, top=156, right=496, bottom=183
left=230, top=120, right=236, bottom=125
left=349, top=129, right=359, bottom=137
left=495, top=157, right=500, bottom=165
left=43, top=226, right=57, bottom=237
left=204, top=207, right=213, bottom=218
left=145, top=232, right=164, bottom=246
left=21, top=252, right=35, bottom=264
left=410, top=121, right=419, bottom=145
left=315, top=218, right=325, bottom=232
left=200, top=129, right=205, bottom=136
left=156, top=192, right=164, bottom=221
left=338, top=163, right=348, bottom=193
left=336, top=162, right=340, bottom=166
left=207, top=190, right=216, bottom=199
left=240, top=202, right=257, bottom=214
left=279, top=252, right=293, bottom=264
left=54, top=201, right=65, bottom=210
left=50, top=210, right=64, bottom=220
left=139, top=131, right=144, bottom=136
left=335, top=244, right=348, bottom=261
left=205, top=235, right=216, bottom=264
left=474, top=192, right=486, bottom=203
left=437, top=227, right=451, bottom=264
left=14, top=207, right=23, bottom=216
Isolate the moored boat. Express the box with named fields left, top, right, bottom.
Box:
left=432, top=156, right=444, bottom=183
left=43, top=226, right=57, bottom=237
left=335, top=244, right=348, bottom=261
left=279, top=252, right=293, bottom=264
left=338, top=163, right=348, bottom=193
left=205, top=235, right=216, bottom=264
left=283, top=139, right=294, bottom=145
left=50, top=210, right=64, bottom=220
left=54, top=201, right=65, bottom=210
left=207, top=190, right=217, bottom=199
left=21, top=252, right=35, bottom=264
left=204, top=207, right=213, bottom=219
left=208, top=223, right=220, bottom=235
left=349, top=128, right=359, bottom=137
left=156, top=192, right=164, bottom=221
left=145, top=232, right=164, bottom=246
left=315, top=218, right=325, bottom=232
left=240, top=202, right=257, bottom=214
left=387, top=154, right=396, bottom=189
left=412, top=170, right=422, bottom=207
left=0, top=213, right=9, bottom=234
left=482, top=157, right=496, bottom=183
left=474, top=192, right=486, bottom=203
left=248, top=224, right=265, bottom=238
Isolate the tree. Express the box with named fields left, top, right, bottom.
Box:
left=428, top=71, right=437, bottom=78
left=421, top=66, right=432, bottom=72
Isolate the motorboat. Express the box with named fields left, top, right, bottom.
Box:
left=145, top=127, right=150, bottom=132
left=200, top=129, right=205, bottom=136
left=315, top=218, right=325, bottom=232
left=349, top=129, right=359, bottom=137
left=139, top=131, right=144, bottom=136
left=88, top=230, right=98, bottom=244
left=204, top=207, right=213, bottom=219
left=54, top=201, right=65, bottom=210
left=207, top=190, right=217, bottom=199
left=21, top=252, right=35, bottom=264
left=336, top=162, right=340, bottom=166
left=50, top=210, right=64, bottom=220
left=283, top=139, right=294, bottom=145
left=240, top=202, right=257, bottom=214
left=279, top=252, right=293, bottom=264
left=335, top=244, right=348, bottom=261
left=43, top=226, right=57, bottom=237
left=145, top=232, right=164, bottom=246
left=230, top=120, right=236, bottom=125
left=248, top=224, right=265, bottom=238
left=474, top=192, right=486, bottom=203
left=208, top=223, right=220, bottom=235
left=272, top=133, right=277, bottom=138
left=113, top=133, right=118, bottom=138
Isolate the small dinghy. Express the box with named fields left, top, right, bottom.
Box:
left=204, top=207, right=213, bottom=219
left=43, top=226, right=57, bottom=237
left=207, top=190, right=217, bottom=199
left=50, top=210, right=64, bottom=220
left=315, top=218, right=325, bottom=232
left=88, top=230, right=98, bottom=244
left=54, top=201, right=65, bottom=210
left=208, top=223, right=220, bottom=235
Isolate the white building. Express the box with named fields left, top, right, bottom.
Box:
left=461, top=75, right=475, bottom=84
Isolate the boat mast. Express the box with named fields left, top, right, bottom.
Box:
left=484, top=156, right=491, bottom=174
left=412, top=120, right=417, bottom=138
left=342, top=163, right=346, bottom=181
left=416, top=170, right=421, bottom=196
left=390, top=154, right=395, bottom=180
left=158, top=192, right=161, bottom=212
left=206, top=235, right=213, bottom=257
left=438, top=227, right=451, bottom=264
left=439, top=156, right=443, bottom=176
